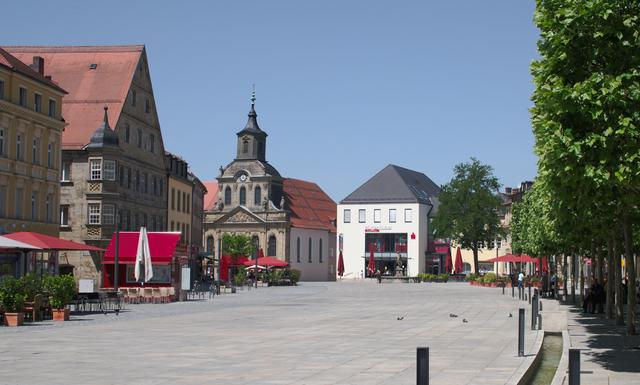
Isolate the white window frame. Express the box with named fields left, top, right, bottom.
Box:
left=103, top=160, right=116, bottom=181
left=374, top=209, right=381, bottom=223
left=102, top=204, right=115, bottom=225
left=31, top=191, right=39, bottom=221
left=89, top=158, right=102, bottom=180
left=404, top=208, right=412, bottom=223
left=358, top=209, right=366, bottom=223
left=389, top=209, right=396, bottom=223
left=88, top=203, right=101, bottom=225
left=32, top=138, right=40, bottom=164
left=61, top=162, right=71, bottom=182
left=60, top=205, right=69, bottom=226
left=34, top=93, right=42, bottom=112
left=16, top=134, right=23, bottom=161
left=343, top=209, right=351, bottom=223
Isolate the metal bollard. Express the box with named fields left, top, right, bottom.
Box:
left=518, top=308, right=525, bottom=357
left=502, top=285, right=505, bottom=295
left=537, top=313, right=542, bottom=330
left=569, top=349, right=580, bottom=385
left=528, top=285, right=532, bottom=304
left=417, top=347, right=429, bottom=385
left=512, top=285, right=515, bottom=298
left=531, top=289, right=538, bottom=330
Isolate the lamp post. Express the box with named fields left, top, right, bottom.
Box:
left=114, top=211, right=120, bottom=292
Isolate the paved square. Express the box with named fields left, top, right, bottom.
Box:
left=0, top=282, right=540, bottom=385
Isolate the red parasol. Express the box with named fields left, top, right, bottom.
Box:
left=444, top=246, right=453, bottom=274
left=337, top=251, right=345, bottom=277
left=242, top=256, right=288, bottom=267
left=454, top=246, right=463, bottom=274
left=367, top=243, right=376, bottom=277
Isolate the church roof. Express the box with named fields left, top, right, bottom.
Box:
left=341, top=164, right=441, bottom=205
left=284, top=178, right=336, bottom=232
left=4, top=45, right=144, bottom=149
left=203, top=181, right=219, bottom=210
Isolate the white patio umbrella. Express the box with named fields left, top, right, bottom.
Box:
left=134, top=227, right=153, bottom=282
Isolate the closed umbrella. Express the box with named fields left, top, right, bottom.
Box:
left=337, top=251, right=345, bottom=277
left=444, top=246, right=453, bottom=274
left=367, top=243, right=376, bottom=277
left=135, top=227, right=153, bottom=282
left=454, top=246, right=463, bottom=274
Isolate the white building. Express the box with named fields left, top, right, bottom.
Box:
left=337, top=165, right=440, bottom=279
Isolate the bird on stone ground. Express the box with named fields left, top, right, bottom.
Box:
left=115, top=309, right=120, bottom=316
left=509, top=313, right=513, bottom=318
left=397, top=316, right=404, bottom=321
left=449, top=313, right=458, bottom=318
left=462, top=318, right=469, bottom=323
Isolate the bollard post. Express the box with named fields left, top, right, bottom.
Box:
left=537, top=313, right=542, bottom=330
left=512, top=285, right=515, bottom=298
left=531, top=289, right=538, bottom=330
left=568, top=349, right=580, bottom=385
left=528, top=285, right=532, bottom=304
left=502, top=284, right=505, bottom=295
left=417, top=347, right=429, bottom=385
left=518, top=308, right=525, bottom=357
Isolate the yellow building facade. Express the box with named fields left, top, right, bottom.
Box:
left=0, top=51, right=66, bottom=236
left=167, top=153, right=192, bottom=246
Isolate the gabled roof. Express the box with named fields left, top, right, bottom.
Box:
left=284, top=178, right=336, bottom=232
left=0, top=47, right=67, bottom=93
left=3, top=45, right=143, bottom=149
left=203, top=181, right=219, bottom=210
left=340, top=164, right=441, bottom=205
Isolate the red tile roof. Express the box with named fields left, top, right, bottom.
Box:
left=284, top=178, right=336, bottom=232
left=203, top=181, right=219, bottom=210
left=0, top=47, right=67, bottom=93
left=3, top=45, right=143, bottom=149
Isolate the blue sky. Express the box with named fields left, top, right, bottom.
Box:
left=4, top=1, right=540, bottom=201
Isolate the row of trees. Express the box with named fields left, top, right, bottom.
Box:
left=511, top=0, right=639, bottom=335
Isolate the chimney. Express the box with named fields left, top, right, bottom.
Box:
left=505, top=187, right=512, bottom=194
left=31, top=56, right=45, bottom=75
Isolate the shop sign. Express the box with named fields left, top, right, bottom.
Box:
left=365, top=226, right=392, bottom=233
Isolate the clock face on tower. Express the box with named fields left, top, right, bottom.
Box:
left=238, top=174, right=247, bottom=182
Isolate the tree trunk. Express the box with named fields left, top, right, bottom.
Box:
left=606, top=237, right=614, bottom=319
left=614, top=236, right=625, bottom=325
left=623, top=213, right=636, bottom=335
left=571, top=254, right=576, bottom=304
left=472, top=244, right=479, bottom=275
left=596, top=244, right=604, bottom=287
left=563, top=254, right=568, bottom=302
left=579, top=256, right=585, bottom=307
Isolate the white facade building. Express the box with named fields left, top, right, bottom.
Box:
left=337, top=165, right=440, bottom=279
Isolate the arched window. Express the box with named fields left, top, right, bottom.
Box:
left=252, top=235, right=260, bottom=259
left=296, top=237, right=301, bottom=263
left=206, top=236, right=214, bottom=255
left=224, top=186, right=231, bottom=205
left=242, top=140, right=249, bottom=154
left=319, top=239, right=323, bottom=263
left=239, top=187, right=246, bottom=205
left=268, top=235, right=277, bottom=257
left=254, top=186, right=262, bottom=206
left=308, top=238, right=312, bottom=263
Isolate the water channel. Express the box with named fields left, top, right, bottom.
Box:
left=526, top=333, right=563, bottom=385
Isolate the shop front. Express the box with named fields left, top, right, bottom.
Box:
left=363, top=232, right=408, bottom=277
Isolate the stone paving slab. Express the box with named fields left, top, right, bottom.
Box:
left=1, top=282, right=539, bottom=385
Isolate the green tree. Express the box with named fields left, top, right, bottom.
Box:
left=432, top=158, right=502, bottom=274
left=531, top=0, right=640, bottom=334
left=222, top=233, right=255, bottom=280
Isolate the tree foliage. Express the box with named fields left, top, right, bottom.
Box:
left=222, top=234, right=255, bottom=263
left=432, top=158, right=502, bottom=274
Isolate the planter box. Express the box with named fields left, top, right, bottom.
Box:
left=52, top=308, right=70, bottom=321
left=4, top=312, right=24, bottom=327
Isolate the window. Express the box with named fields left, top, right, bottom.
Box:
left=32, top=138, right=39, bottom=164
left=45, top=194, right=52, bottom=222
left=0, top=79, right=4, bottom=99
left=137, top=129, right=142, bottom=148
left=15, top=188, right=23, bottom=219
left=268, top=235, right=277, bottom=257
left=152, top=176, right=157, bottom=195
left=187, top=194, right=191, bottom=213
left=177, top=189, right=181, bottom=211
left=125, top=124, right=130, bottom=143
left=60, top=205, right=69, bottom=226
left=131, top=90, right=136, bottom=106
left=34, top=93, right=42, bottom=112
left=158, top=179, right=163, bottom=196
left=119, top=166, right=125, bottom=186
left=142, top=172, right=148, bottom=193
left=19, top=87, right=27, bottom=107
left=47, top=143, right=53, bottom=168
left=149, top=134, right=155, bottom=153
left=90, top=158, right=102, bottom=180
left=48, top=99, right=56, bottom=118
left=182, top=191, right=186, bottom=212
left=404, top=208, right=412, bottom=223
left=103, top=160, right=116, bottom=181
left=31, top=191, right=39, bottom=221
left=145, top=98, right=150, bottom=113
left=296, top=237, right=301, bottom=263
left=242, top=140, right=249, bottom=154
left=88, top=203, right=101, bottom=224
left=135, top=170, right=140, bottom=191
left=0, top=129, right=4, bottom=156
left=254, top=186, right=261, bottom=205
left=224, top=186, right=231, bottom=205
left=239, top=187, right=246, bottom=205
left=358, top=209, right=366, bottom=223
left=308, top=238, right=312, bottom=263
left=127, top=167, right=132, bottom=188
left=374, top=209, right=381, bottom=223
left=206, top=236, right=214, bottom=254
left=171, top=188, right=175, bottom=210
left=0, top=185, right=6, bottom=217
left=343, top=209, right=351, bottom=223
left=16, top=134, right=23, bottom=160
left=102, top=204, right=114, bottom=225
left=389, top=209, right=396, bottom=223
left=319, top=239, right=323, bottom=263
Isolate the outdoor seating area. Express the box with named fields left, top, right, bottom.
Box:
left=119, top=287, right=175, bottom=304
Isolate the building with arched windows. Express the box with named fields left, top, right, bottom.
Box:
left=203, top=95, right=336, bottom=281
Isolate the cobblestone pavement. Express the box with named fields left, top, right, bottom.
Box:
left=0, top=281, right=540, bottom=385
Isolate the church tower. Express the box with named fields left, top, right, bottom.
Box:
left=235, top=92, right=267, bottom=161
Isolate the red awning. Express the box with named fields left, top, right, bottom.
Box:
left=103, top=232, right=180, bottom=265
left=485, top=254, right=538, bottom=263
left=2, top=232, right=103, bottom=251
left=242, top=256, right=288, bottom=268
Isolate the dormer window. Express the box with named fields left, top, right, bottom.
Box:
left=242, top=139, right=249, bottom=154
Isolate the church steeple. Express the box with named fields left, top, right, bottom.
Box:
left=87, top=106, right=119, bottom=148
left=236, top=90, right=267, bottom=161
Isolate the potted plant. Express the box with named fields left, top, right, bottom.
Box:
left=44, top=275, right=76, bottom=321
left=0, top=276, right=26, bottom=326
